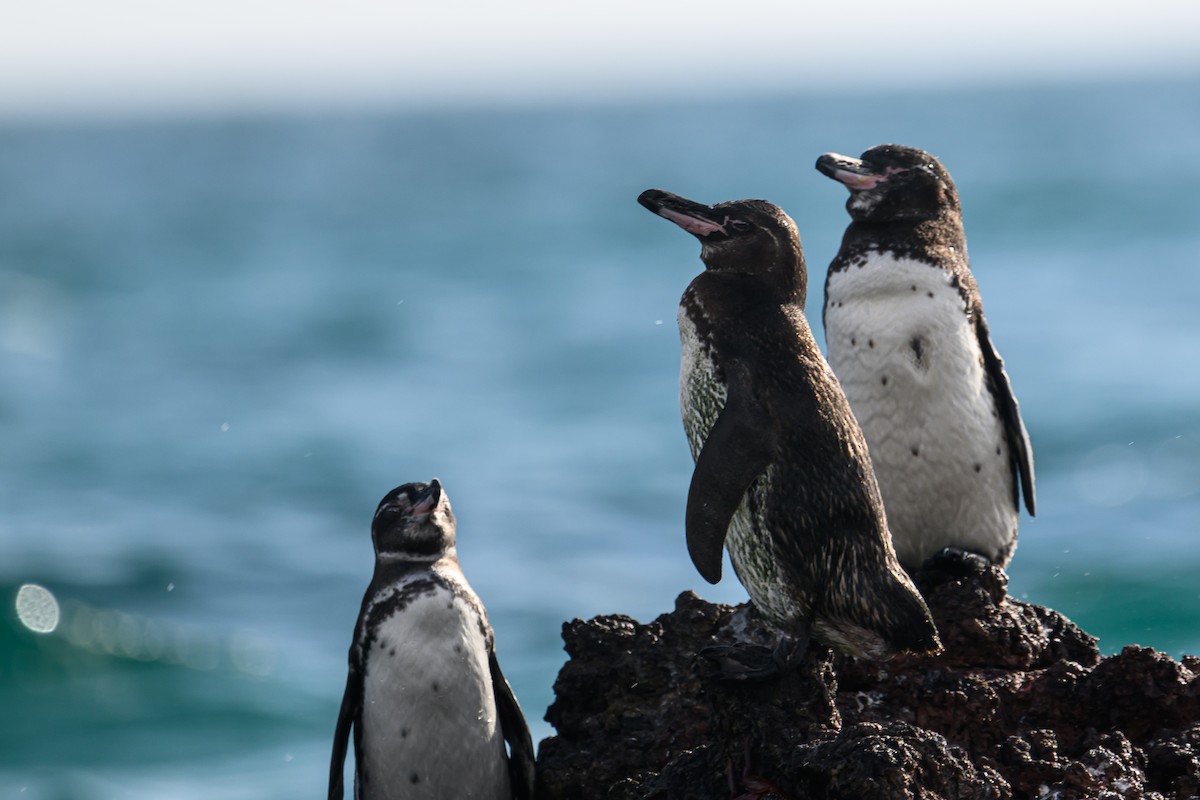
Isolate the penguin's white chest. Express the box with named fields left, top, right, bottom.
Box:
left=678, top=306, right=726, bottom=461
left=678, top=305, right=791, bottom=622
left=359, top=581, right=509, bottom=800
left=824, top=252, right=1017, bottom=566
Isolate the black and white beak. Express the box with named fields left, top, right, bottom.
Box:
left=816, top=152, right=888, bottom=191
left=410, top=479, right=443, bottom=519
left=638, top=189, right=731, bottom=240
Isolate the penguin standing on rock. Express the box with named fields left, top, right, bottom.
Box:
left=637, top=188, right=941, bottom=674
left=329, top=479, right=535, bottom=800
left=816, top=144, right=1036, bottom=573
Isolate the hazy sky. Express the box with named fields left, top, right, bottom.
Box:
left=3, top=0, right=1199, bottom=116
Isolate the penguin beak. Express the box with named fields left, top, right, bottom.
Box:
left=638, top=189, right=728, bottom=238
left=816, top=153, right=887, bottom=191
left=411, top=480, right=442, bottom=518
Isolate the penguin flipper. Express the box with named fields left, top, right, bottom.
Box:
left=687, top=380, right=775, bottom=584
left=490, top=648, right=535, bottom=800
left=976, top=317, right=1036, bottom=516
left=328, top=668, right=360, bottom=800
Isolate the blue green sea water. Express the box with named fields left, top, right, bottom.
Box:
left=2, top=75, right=1199, bottom=797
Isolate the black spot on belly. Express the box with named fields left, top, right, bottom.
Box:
left=868, top=339, right=875, bottom=348
left=996, top=445, right=1002, bottom=456
left=881, top=376, right=888, bottom=386
left=431, top=681, right=440, bottom=692
left=410, top=772, right=420, bottom=784
left=400, top=727, right=408, bottom=738
left=911, top=285, right=917, bottom=292
left=974, top=463, right=982, bottom=472
left=851, top=337, right=857, bottom=346
left=911, top=446, right=920, bottom=457
left=910, top=337, right=925, bottom=366
left=927, top=291, right=934, bottom=298
left=389, top=647, right=396, bottom=657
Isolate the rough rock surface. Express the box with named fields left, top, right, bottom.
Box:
left=536, top=560, right=1200, bottom=799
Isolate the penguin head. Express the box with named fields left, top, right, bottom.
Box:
left=371, top=479, right=456, bottom=559
left=638, top=189, right=806, bottom=294
left=816, top=144, right=960, bottom=223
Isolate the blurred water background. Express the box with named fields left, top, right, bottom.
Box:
left=3, top=74, right=1199, bottom=797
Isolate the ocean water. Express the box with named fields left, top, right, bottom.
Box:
left=2, top=76, right=1199, bottom=797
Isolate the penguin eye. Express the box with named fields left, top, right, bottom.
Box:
left=728, top=219, right=752, bottom=234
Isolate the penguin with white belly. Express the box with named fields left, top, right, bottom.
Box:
left=817, top=144, right=1036, bottom=573
left=329, top=479, right=534, bottom=800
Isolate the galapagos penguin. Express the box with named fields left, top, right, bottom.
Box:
left=329, top=479, right=535, bottom=799
left=638, top=188, right=941, bottom=671
left=817, top=144, right=1036, bottom=572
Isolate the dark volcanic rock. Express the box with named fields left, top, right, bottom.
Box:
left=539, top=592, right=839, bottom=800
left=536, top=562, right=1200, bottom=799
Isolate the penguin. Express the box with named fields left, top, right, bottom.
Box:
left=816, top=144, right=1036, bottom=572
left=637, top=188, right=941, bottom=671
left=328, top=479, right=535, bottom=800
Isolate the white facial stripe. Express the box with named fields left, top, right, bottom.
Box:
left=374, top=498, right=409, bottom=520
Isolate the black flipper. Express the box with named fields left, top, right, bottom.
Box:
left=686, top=372, right=776, bottom=583
left=976, top=317, right=1036, bottom=515
left=490, top=648, right=535, bottom=800
left=328, top=667, right=361, bottom=800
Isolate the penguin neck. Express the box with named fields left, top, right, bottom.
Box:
left=375, top=547, right=458, bottom=567
left=699, top=237, right=807, bottom=304
left=699, top=267, right=805, bottom=307
left=845, top=210, right=966, bottom=257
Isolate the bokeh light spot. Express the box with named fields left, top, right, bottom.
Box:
left=15, top=584, right=60, bottom=633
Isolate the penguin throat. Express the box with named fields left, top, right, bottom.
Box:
left=377, top=547, right=456, bottom=564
